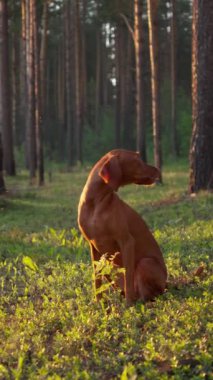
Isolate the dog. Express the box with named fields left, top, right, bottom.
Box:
left=78, top=149, right=167, bottom=304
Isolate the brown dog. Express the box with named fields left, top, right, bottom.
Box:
left=78, top=150, right=167, bottom=304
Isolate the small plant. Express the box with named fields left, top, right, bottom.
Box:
left=94, top=253, right=125, bottom=298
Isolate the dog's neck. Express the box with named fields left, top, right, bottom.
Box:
left=80, top=167, right=115, bottom=205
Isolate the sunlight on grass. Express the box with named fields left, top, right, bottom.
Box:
left=0, top=162, right=212, bottom=379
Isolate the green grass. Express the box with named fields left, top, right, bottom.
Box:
left=0, top=161, right=212, bottom=379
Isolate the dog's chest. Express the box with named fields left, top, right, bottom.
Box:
left=78, top=204, right=119, bottom=253
left=79, top=203, right=107, bottom=238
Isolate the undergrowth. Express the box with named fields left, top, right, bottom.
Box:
left=0, top=161, right=212, bottom=379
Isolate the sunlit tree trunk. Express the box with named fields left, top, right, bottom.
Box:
left=0, top=0, right=16, bottom=175
left=189, top=0, right=213, bottom=192
left=134, top=0, right=146, bottom=160
left=147, top=0, right=162, bottom=181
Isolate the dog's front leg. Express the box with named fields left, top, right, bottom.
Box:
left=120, top=236, right=136, bottom=305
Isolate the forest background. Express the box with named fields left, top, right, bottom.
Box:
left=0, top=0, right=192, bottom=181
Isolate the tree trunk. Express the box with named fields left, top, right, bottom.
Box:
left=189, top=0, right=213, bottom=192
left=171, top=0, right=179, bottom=157
left=25, top=0, right=36, bottom=181
left=11, top=29, right=19, bottom=146
left=81, top=0, right=87, bottom=128
left=0, top=0, right=16, bottom=175
left=64, top=0, right=73, bottom=165
left=147, top=0, right=162, bottom=181
left=39, top=0, right=48, bottom=120
left=0, top=133, right=6, bottom=193
left=33, top=0, right=44, bottom=185
left=134, top=0, right=146, bottom=160
left=75, top=0, right=82, bottom=163
left=20, top=0, right=27, bottom=148
left=57, top=42, right=65, bottom=126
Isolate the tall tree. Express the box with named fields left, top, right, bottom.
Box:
left=33, top=0, right=44, bottom=185
left=0, top=0, right=15, bottom=175
left=11, top=16, right=19, bottom=147
left=170, top=0, right=179, bottom=157
left=64, top=0, right=73, bottom=165
left=134, top=0, right=146, bottom=160
left=20, top=0, right=27, bottom=147
left=189, top=0, right=213, bottom=192
left=39, top=0, right=49, bottom=119
left=81, top=0, right=88, bottom=128
left=75, top=0, right=83, bottom=162
left=147, top=0, right=162, bottom=180
left=25, top=0, right=36, bottom=181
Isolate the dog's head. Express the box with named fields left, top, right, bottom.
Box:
left=99, top=150, right=160, bottom=191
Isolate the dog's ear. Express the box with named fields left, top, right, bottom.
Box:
left=99, top=156, right=122, bottom=191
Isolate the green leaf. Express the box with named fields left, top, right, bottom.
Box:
left=22, top=256, right=38, bottom=272
left=95, top=281, right=114, bottom=295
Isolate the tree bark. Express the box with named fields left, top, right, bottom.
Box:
left=0, top=0, right=16, bottom=175
left=33, top=0, right=44, bottom=185
left=75, top=0, right=83, bottom=163
left=189, top=0, right=213, bottom=192
left=25, top=0, right=36, bottom=181
left=57, top=42, right=65, bottom=127
left=12, top=30, right=19, bottom=146
left=134, top=0, right=146, bottom=160
left=171, top=0, right=179, bottom=157
left=39, top=0, right=49, bottom=120
left=20, top=0, right=27, bottom=147
left=81, top=0, right=87, bottom=128
left=147, top=0, right=162, bottom=181
left=64, top=0, right=73, bottom=165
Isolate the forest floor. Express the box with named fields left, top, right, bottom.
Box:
left=0, top=161, right=212, bottom=379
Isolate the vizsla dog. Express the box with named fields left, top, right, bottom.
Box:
left=78, top=150, right=167, bottom=304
